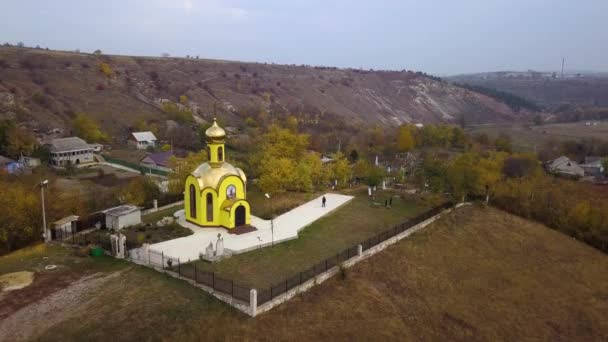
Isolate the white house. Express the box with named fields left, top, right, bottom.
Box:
left=546, top=156, right=584, bottom=178
left=48, top=137, right=96, bottom=166
left=103, top=205, right=142, bottom=230
left=129, top=131, right=157, bottom=150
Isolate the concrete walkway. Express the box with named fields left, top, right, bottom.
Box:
left=148, top=193, right=353, bottom=262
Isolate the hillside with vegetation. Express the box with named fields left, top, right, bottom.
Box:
left=1, top=205, right=607, bottom=341
left=0, top=46, right=532, bottom=143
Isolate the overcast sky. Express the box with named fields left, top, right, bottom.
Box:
left=1, top=0, right=607, bottom=75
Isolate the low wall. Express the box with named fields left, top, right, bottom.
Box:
left=126, top=202, right=470, bottom=317
left=142, top=200, right=184, bottom=216
left=252, top=202, right=471, bottom=316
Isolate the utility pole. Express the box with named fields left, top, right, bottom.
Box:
left=40, top=180, right=49, bottom=242
left=265, top=193, right=274, bottom=246
left=561, top=58, right=565, bottom=78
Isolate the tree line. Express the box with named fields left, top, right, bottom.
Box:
left=417, top=150, right=608, bottom=252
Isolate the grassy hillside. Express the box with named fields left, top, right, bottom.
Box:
left=0, top=47, right=530, bottom=140
left=1, top=205, right=606, bottom=341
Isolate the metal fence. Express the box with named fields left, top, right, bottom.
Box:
left=52, top=228, right=112, bottom=251
left=102, top=154, right=169, bottom=176
left=148, top=250, right=251, bottom=304
left=256, top=201, right=453, bottom=305
left=147, top=201, right=453, bottom=306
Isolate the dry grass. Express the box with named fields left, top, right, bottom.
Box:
left=2, top=205, right=607, bottom=341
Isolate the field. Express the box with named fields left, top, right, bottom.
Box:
left=467, top=121, right=608, bottom=152
left=1, top=205, right=607, bottom=341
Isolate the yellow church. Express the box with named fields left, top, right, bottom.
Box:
left=184, top=119, right=251, bottom=229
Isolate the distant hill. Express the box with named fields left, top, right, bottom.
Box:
left=447, top=71, right=608, bottom=109
left=0, top=47, right=531, bottom=140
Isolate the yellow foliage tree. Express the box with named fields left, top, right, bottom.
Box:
left=98, top=61, right=113, bottom=78
left=329, top=152, right=351, bottom=189
left=72, top=113, right=108, bottom=142
left=179, top=95, right=188, bottom=104
left=0, top=179, right=39, bottom=252
left=167, top=150, right=207, bottom=194
left=397, top=125, right=415, bottom=152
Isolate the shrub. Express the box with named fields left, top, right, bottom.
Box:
left=98, top=62, right=113, bottom=78
left=31, top=92, right=51, bottom=108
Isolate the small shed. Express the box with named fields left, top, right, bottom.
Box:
left=103, top=205, right=142, bottom=230
left=52, top=215, right=80, bottom=233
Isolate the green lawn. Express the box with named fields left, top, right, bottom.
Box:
left=141, top=205, right=182, bottom=224
left=247, top=190, right=323, bottom=219
left=189, top=189, right=445, bottom=288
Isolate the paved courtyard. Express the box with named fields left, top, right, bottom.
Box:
left=148, top=193, right=353, bottom=262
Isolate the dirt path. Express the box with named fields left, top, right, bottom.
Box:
left=0, top=271, right=124, bottom=341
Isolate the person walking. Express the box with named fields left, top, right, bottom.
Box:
left=322, top=196, right=327, bottom=208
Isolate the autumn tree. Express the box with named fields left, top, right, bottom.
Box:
left=328, top=152, right=351, bottom=188
left=0, top=120, right=37, bottom=157
left=250, top=125, right=309, bottom=178
left=396, top=125, right=415, bottom=152
left=98, top=61, right=113, bottom=78
left=167, top=150, right=207, bottom=194
left=494, top=133, right=512, bottom=152
left=72, top=113, right=108, bottom=142
left=0, top=178, right=40, bottom=253
left=117, top=177, right=160, bottom=206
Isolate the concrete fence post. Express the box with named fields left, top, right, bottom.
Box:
left=153, top=199, right=158, bottom=211
left=250, top=289, right=258, bottom=317
left=142, top=243, right=150, bottom=265
left=357, top=244, right=363, bottom=257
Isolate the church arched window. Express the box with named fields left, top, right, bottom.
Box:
left=218, top=146, right=224, bottom=162
left=189, top=185, right=197, bottom=219
left=206, top=193, right=214, bottom=222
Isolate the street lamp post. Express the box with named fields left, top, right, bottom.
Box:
left=40, top=179, right=49, bottom=242
left=265, top=193, right=274, bottom=246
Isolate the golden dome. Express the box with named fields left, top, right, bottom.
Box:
left=191, top=161, right=246, bottom=190
left=205, top=118, right=226, bottom=140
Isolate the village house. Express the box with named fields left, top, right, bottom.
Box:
left=129, top=131, right=157, bottom=150
left=48, top=137, right=96, bottom=166
left=140, top=151, right=174, bottom=173
left=546, top=156, right=584, bottom=178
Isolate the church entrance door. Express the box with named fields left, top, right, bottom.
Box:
left=235, top=205, right=246, bottom=226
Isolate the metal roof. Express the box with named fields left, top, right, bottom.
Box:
left=131, top=131, right=157, bottom=142
left=49, top=137, right=92, bottom=152
left=140, top=151, right=174, bottom=168
left=52, top=215, right=80, bottom=226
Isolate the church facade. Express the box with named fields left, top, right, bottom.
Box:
left=184, top=119, right=251, bottom=229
